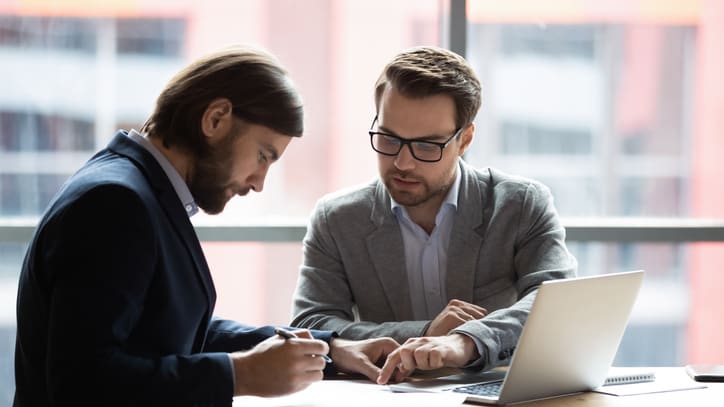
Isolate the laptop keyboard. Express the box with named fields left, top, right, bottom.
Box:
left=451, top=381, right=503, bottom=397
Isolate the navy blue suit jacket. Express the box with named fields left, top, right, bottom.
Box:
left=14, top=132, right=333, bottom=406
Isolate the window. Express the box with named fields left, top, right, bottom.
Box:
left=500, top=24, right=596, bottom=59
left=116, top=18, right=185, bottom=57
left=0, top=174, right=69, bottom=216
left=500, top=121, right=593, bottom=155
left=0, top=15, right=96, bottom=53
left=0, top=111, right=94, bottom=152
left=465, top=0, right=723, bottom=370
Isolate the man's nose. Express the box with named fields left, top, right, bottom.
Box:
left=393, top=144, right=416, bottom=171
left=248, top=166, right=269, bottom=193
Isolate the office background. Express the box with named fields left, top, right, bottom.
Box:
left=1, top=0, right=723, bottom=403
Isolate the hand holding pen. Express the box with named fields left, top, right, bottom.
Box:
left=274, top=328, right=333, bottom=363
left=229, top=327, right=330, bottom=397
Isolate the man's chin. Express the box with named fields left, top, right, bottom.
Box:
left=199, top=205, right=225, bottom=215
left=196, top=197, right=228, bottom=215
left=388, top=189, right=427, bottom=207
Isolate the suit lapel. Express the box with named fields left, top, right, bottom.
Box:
left=366, top=182, right=415, bottom=321
left=106, top=132, right=216, bottom=318
left=446, top=162, right=488, bottom=301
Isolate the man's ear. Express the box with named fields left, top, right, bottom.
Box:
left=458, top=123, right=475, bottom=156
left=201, top=98, right=233, bottom=143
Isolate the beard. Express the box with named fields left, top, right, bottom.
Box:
left=383, top=170, right=451, bottom=208
left=188, top=134, right=238, bottom=215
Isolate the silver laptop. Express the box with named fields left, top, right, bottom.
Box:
left=390, top=270, right=644, bottom=404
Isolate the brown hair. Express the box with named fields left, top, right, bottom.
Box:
left=374, top=46, right=481, bottom=128
left=142, top=45, right=303, bottom=153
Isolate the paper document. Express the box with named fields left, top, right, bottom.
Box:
left=233, top=379, right=466, bottom=407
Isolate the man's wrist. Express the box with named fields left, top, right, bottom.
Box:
left=230, top=352, right=251, bottom=396
left=450, top=332, right=486, bottom=367
left=456, top=333, right=479, bottom=361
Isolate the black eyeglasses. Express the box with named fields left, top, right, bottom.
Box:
left=368, top=116, right=463, bottom=163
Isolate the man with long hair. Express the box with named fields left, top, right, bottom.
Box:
left=14, top=45, right=397, bottom=406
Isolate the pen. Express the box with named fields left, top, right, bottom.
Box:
left=274, top=328, right=333, bottom=363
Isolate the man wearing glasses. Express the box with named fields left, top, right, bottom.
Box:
left=291, top=46, right=576, bottom=379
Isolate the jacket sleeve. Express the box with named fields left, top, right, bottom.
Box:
left=41, top=185, right=234, bottom=406
left=204, top=318, right=339, bottom=376
left=452, top=180, right=577, bottom=370
left=203, top=318, right=336, bottom=352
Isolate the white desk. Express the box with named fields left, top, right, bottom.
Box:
left=507, top=367, right=723, bottom=406
left=233, top=367, right=724, bottom=406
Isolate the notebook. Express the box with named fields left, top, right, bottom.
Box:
left=389, top=270, right=645, bottom=404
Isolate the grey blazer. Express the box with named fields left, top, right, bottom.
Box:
left=291, top=160, right=577, bottom=370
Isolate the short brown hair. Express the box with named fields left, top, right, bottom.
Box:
left=142, top=45, right=303, bottom=153
left=374, top=46, right=481, bottom=128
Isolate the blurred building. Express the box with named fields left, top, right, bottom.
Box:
left=464, top=0, right=724, bottom=366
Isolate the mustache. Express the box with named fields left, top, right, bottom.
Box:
left=387, top=170, right=421, bottom=182
left=234, top=187, right=251, bottom=196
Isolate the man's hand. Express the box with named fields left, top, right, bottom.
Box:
left=376, top=333, right=478, bottom=385
left=231, top=330, right=329, bottom=397
left=425, top=299, right=487, bottom=336
left=329, top=337, right=400, bottom=382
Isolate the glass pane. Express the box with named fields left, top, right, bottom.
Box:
left=0, top=243, right=23, bottom=404
left=465, top=22, right=694, bottom=218
left=116, top=18, right=185, bottom=57
left=465, top=0, right=724, bottom=368
left=202, top=242, right=303, bottom=327
left=569, top=241, right=724, bottom=367
left=464, top=1, right=724, bottom=220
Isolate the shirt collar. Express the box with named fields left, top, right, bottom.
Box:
left=126, top=129, right=199, bottom=217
